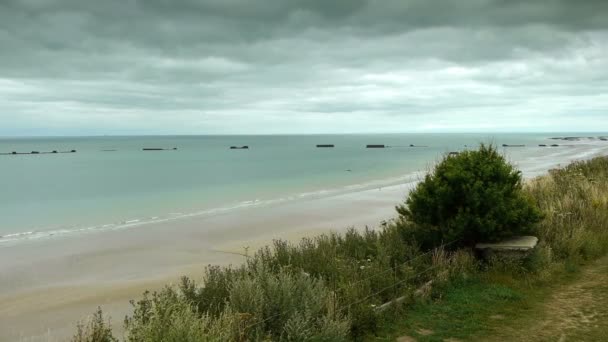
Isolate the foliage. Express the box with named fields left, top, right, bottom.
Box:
left=397, top=144, right=542, bottom=248
left=374, top=156, right=608, bottom=341
left=72, top=156, right=608, bottom=341
left=527, top=156, right=608, bottom=261
left=122, top=267, right=349, bottom=341
left=72, top=307, right=117, bottom=342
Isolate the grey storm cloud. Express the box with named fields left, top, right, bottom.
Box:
left=0, top=0, right=607, bottom=135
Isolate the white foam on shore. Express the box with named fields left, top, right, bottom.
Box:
left=0, top=171, right=424, bottom=246
left=1, top=141, right=606, bottom=247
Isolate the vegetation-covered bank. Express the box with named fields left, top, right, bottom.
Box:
left=374, top=155, right=608, bottom=341
left=373, top=255, right=608, bottom=342
left=73, top=150, right=608, bottom=341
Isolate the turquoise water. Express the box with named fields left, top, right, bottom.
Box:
left=0, top=133, right=604, bottom=243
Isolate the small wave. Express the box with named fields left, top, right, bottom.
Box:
left=0, top=172, right=425, bottom=246
left=1, top=231, right=35, bottom=238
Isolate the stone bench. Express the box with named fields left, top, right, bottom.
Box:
left=475, top=235, right=538, bottom=260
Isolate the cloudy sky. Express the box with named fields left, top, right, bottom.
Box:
left=1, top=0, right=607, bottom=135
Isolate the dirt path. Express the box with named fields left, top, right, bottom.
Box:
left=487, top=257, right=608, bottom=342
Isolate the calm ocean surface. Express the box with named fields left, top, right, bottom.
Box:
left=1, top=133, right=606, bottom=244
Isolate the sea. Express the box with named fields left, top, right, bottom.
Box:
left=1, top=133, right=607, bottom=245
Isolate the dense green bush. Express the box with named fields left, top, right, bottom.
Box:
left=397, top=144, right=542, bottom=249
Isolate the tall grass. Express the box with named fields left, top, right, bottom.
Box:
left=72, top=156, right=608, bottom=341
left=528, top=156, right=608, bottom=262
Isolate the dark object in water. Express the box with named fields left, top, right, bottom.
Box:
left=601, top=138, right=608, bottom=141
left=550, top=136, right=583, bottom=141
left=539, top=144, right=547, bottom=147
left=345, top=169, right=352, bottom=172
left=409, top=144, right=428, bottom=148
left=316, top=144, right=334, bottom=148
left=502, top=144, right=525, bottom=147
left=101, top=149, right=117, bottom=152
left=551, top=144, right=559, bottom=147
left=230, top=146, right=249, bottom=149
left=2, top=150, right=76, bottom=155
left=366, top=144, right=385, bottom=148
left=142, top=148, right=175, bottom=151
left=448, top=152, right=459, bottom=156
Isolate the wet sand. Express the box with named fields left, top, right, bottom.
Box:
left=1, top=142, right=607, bottom=341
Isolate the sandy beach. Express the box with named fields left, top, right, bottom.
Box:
left=1, top=142, right=607, bottom=341
left=0, top=181, right=412, bottom=341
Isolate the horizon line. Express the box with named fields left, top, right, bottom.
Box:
left=2, top=131, right=608, bottom=139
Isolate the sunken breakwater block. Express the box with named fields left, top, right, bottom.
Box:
left=366, top=144, right=385, bottom=148
left=230, top=146, right=249, bottom=149
left=539, top=144, right=547, bottom=147
left=1, top=149, right=76, bottom=155
left=316, top=144, right=334, bottom=148
left=142, top=148, right=177, bottom=151
left=502, top=144, right=525, bottom=147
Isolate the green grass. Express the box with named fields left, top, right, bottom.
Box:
left=372, top=279, right=526, bottom=341
left=371, top=269, right=582, bottom=342
left=369, top=156, right=608, bottom=341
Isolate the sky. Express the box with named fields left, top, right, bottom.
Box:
left=0, top=0, right=607, bottom=136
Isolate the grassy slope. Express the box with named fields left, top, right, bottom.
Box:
left=372, top=156, right=608, bottom=342
left=372, top=257, right=608, bottom=342
left=486, top=255, right=608, bottom=342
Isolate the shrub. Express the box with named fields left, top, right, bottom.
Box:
left=124, top=288, right=242, bottom=342
left=72, top=307, right=117, bottom=342
left=397, top=144, right=542, bottom=249
left=121, top=265, right=350, bottom=341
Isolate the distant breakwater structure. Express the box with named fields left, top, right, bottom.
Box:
left=365, top=144, right=430, bottom=149
left=142, top=147, right=178, bottom=151
left=550, top=136, right=608, bottom=142
left=0, top=150, right=76, bottom=156
left=4, top=137, right=597, bottom=157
